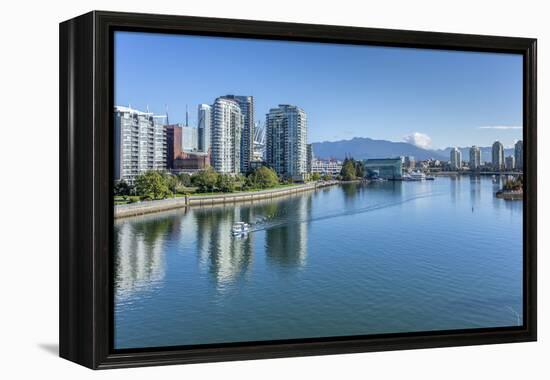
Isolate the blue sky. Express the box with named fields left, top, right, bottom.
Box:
left=114, top=31, right=523, bottom=149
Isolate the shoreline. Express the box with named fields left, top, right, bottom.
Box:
left=435, top=171, right=523, bottom=176
left=114, top=180, right=339, bottom=219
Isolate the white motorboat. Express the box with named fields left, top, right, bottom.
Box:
left=409, top=171, right=426, bottom=180
left=232, top=222, right=250, bottom=235
left=403, top=171, right=426, bottom=181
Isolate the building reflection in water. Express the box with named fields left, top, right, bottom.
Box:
left=367, top=180, right=403, bottom=196
left=194, top=205, right=254, bottom=289
left=194, top=193, right=313, bottom=285
left=265, top=193, right=312, bottom=269
left=500, top=197, right=523, bottom=214
left=469, top=175, right=481, bottom=206
left=114, top=193, right=315, bottom=296
left=341, top=182, right=360, bottom=201
left=449, top=175, right=461, bottom=202
left=114, top=216, right=172, bottom=299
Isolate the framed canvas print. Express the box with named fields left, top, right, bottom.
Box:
left=59, top=11, right=537, bottom=369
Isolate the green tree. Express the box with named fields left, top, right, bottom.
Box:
left=113, top=180, right=133, bottom=199
left=340, top=158, right=357, bottom=181
left=247, top=166, right=279, bottom=189
left=216, top=174, right=236, bottom=193
left=135, top=171, right=171, bottom=200
left=193, top=168, right=219, bottom=192
left=163, top=173, right=179, bottom=196
left=322, top=174, right=331, bottom=181
left=355, top=160, right=365, bottom=178
left=504, top=175, right=523, bottom=191
left=177, top=172, right=192, bottom=187
left=310, top=172, right=321, bottom=181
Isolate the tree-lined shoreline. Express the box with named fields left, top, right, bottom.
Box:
left=114, top=180, right=339, bottom=218
left=114, top=165, right=324, bottom=205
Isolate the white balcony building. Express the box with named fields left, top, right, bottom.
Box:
left=211, top=98, right=243, bottom=174
left=114, top=106, right=167, bottom=183
left=266, top=104, right=308, bottom=181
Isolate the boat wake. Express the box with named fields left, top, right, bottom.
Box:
left=246, top=191, right=444, bottom=234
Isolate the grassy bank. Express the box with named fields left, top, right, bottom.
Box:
left=114, top=183, right=301, bottom=203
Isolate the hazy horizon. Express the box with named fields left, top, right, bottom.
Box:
left=309, top=135, right=521, bottom=150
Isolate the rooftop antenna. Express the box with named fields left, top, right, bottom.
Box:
left=185, top=104, right=189, bottom=126
left=146, top=104, right=150, bottom=113
left=165, top=104, right=169, bottom=125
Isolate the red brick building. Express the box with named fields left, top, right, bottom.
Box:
left=166, top=124, right=183, bottom=169
left=173, top=151, right=210, bottom=171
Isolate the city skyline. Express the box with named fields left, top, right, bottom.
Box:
left=114, top=31, right=523, bottom=149
left=109, top=28, right=525, bottom=354
left=114, top=100, right=522, bottom=186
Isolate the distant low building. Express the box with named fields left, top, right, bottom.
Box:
left=364, top=158, right=402, bottom=179
left=311, top=159, right=342, bottom=176
left=173, top=151, right=210, bottom=173
left=427, top=159, right=441, bottom=168
left=404, top=156, right=415, bottom=170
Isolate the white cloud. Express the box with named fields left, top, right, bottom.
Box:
left=403, top=132, right=432, bottom=149
left=479, top=126, right=522, bottom=130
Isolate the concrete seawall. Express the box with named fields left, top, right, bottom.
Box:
left=114, top=181, right=338, bottom=219
left=114, top=197, right=189, bottom=218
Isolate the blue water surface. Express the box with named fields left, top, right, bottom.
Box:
left=114, top=176, right=523, bottom=349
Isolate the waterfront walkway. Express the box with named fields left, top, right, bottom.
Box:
left=114, top=181, right=339, bottom=218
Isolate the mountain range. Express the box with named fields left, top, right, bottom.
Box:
left=311, top=137, right=514, bottom=162
left=311, top=137, right=445, bottom=161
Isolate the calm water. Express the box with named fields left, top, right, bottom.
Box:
left=114, top=176, right=523, bottom=349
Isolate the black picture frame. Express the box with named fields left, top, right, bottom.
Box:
left=59, top=10, right=537, bottom=369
